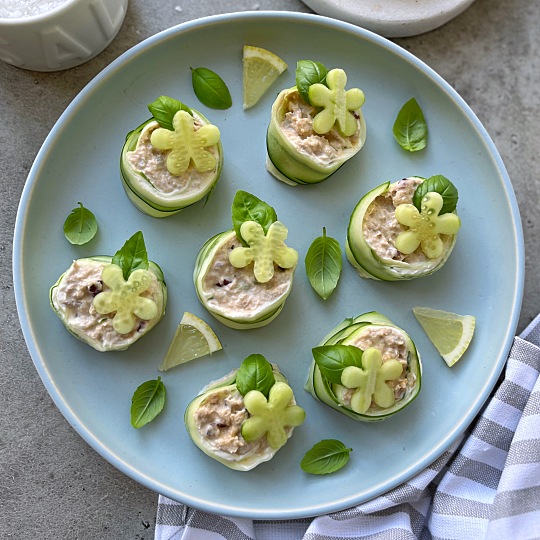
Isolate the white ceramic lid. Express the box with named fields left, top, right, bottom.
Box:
left=301, top=0, right=477, bottom=37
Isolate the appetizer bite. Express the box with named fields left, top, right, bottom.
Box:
left=50, top=232, right=167, bottom=352
left=266, top=61, right=367, bottom=185
left=346, top=175, right=461, bottom=281
left=121, top=96, right=223, bottom=218
left=306, top=312, right=422, bottom=421
left=185, top=354, right=305, bottom=471
left=194, top=190, right=298, bottom=329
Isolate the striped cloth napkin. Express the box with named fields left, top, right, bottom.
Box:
left=155, top=314, right=540, bottom=540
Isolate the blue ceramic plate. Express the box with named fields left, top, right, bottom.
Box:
left=13, top=12, right=523, bottom=519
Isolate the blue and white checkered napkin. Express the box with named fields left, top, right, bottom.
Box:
left=155, top=314, right=540, bottom=540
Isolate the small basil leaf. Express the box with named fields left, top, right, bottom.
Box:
left=301, top=439, right=352, bottom=475
left=393, top=98, right=428, bottom=152
left=413, top=175, right=459, bottom=215
left=231, top=190, right=277, bottom=246
left=112, top=231, right=149, bottom=280
left=63, top=202, right=98, bottom=245
left=191, top=67, right=232, bottom=110
left=148, top=96, right=193, bottom=130
left=130, top=377, right=166, bottom=428
left=296, top=60, right=328, bottom=104
left=305, top=227, right=342, bottom=300
left=312, top=345, right=363, bottom=384
left=236, top=354, right=275, bottom=398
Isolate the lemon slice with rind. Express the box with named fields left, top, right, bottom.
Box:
left=413, top=306, right=475, bottom=367
left=160, top=312, right=222, bottom=371
left=243, top=45, right=287, bottom=110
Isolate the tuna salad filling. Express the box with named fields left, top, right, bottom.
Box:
left=201, top=234, right=294, bottom=319
left=339, top=326, right=416, bottom=405
left=280, top=91, right=360, bottom=166
left=51, top=259, right=163, bottom=350
left=193, top=387, right=268, bottom=460
left=363, top=177, right=453, bottom=264
left=127, top=120, right=218, bottom=196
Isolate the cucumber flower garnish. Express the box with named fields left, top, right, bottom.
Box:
left=150, top=110, right=220, bottom=175
left=241, top=382, right=306, bottom=449
left=341, top=348, right=403, bottom=414
left=395, top=192, right=461, bottom=259
left=308, top=68, right=365, bottom=137
left=229, top=221, right=298, bottom=283
left=93, top=265, right=158, bottom=334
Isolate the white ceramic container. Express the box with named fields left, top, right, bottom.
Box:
left=301, top=0, right=477, bottom=37
left=0, top=0, right=128, bottom=71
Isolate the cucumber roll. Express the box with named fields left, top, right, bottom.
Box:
left=50, top=232, right=167, bottom=352
left=347, top=175, right=461, bottom=281
left=193, top=191, right=298, bottom=329
left=306, top=312, right=422, bottom=422
left=185, top=355, right=305, bottom=471
left=266, top=64, right=366, bottom=185
left=121, top=96, right=223, bottom=217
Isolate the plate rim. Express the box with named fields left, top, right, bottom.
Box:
left=12, top=10, right=524, bottom=519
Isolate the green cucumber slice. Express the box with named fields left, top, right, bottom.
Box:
left=120, top=109, right=223, bottom=218
left=266, top=87, right=366, bottom=186
left=241, top=382, right=306, bottom=449
left=308, top=69, right=365, bottom=137
left=193, top=230, right=296, bottom=329
left=346, top=178, right=458, bottom=281
left=185, top=365, right=301, bottom=471
left=228, top=221, right=298, bottom=283
left=50, top=256, right=167, bottom=352
left=305, top=311, right=421, bottom=422
left=92, top=265, right=159, bottom=334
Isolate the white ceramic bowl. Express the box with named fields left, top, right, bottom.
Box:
left=301, top=0, right=477, bottom=37
left=0, top=0, right=128, bottom=71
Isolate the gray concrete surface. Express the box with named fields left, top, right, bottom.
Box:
left=1, top=0, right=538, bottom=538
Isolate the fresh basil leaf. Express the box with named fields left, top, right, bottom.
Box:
left=236, top=354, right=275, bottom=398
left=63, top=202, right=98, bottom=245
left=130, top=377, right=166, bottom=428
left=312, top=345, right=363, bottom=384
left=148, top=96, right=192, bottom=130
left=231, top=190, right=278, bottom=246
left=191, top=67, right=232, bottom=110
left=413, top=174, right=459, bottom=214
left=305, top=227, right=342, bottom=300
left=393, top=98, right=428, bottom=152
left=301, top=439, right=352, bottom=475
left=112, top=231, right=149, bottom=280
left=296, top=60, right=328, bottom=104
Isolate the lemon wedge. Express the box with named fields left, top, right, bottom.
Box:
left=159, top=312, right=222, bottom=371
left=412, top=306, right=475, bottom=367
left=242, top=45, right=287, bottom=110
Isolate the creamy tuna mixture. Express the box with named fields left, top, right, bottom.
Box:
left=127, top=119, right=218, bottom=196
left=51, top=259, right=162, bottom=351
left=363, top=177, right=452, bottom=264
left=280, top=92, right=360, bottom=166
left=343, top=326, right=416, bottom=404
left=202, top=233, right=294, bottom=319
left=194, top=388, right=267, bottom=458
